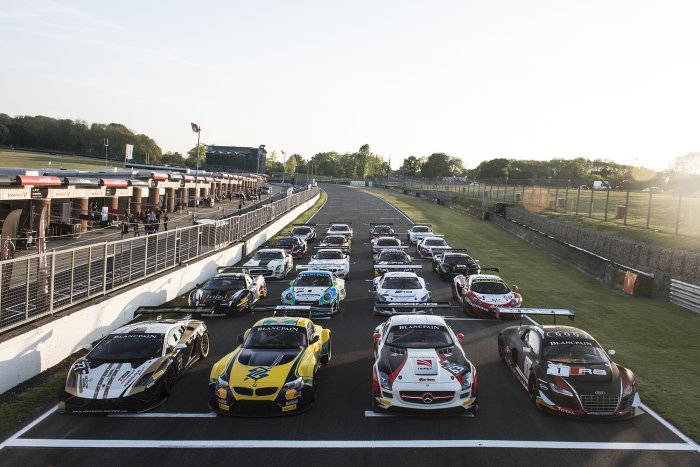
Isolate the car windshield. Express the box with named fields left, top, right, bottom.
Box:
left=316, top=250, right=344, bottom=260
left=413, top=226, right=430, bottom=232
left=204, top=277, right=246, bottom=291
left=471, top=280, right=510, bottom=294
left=91, top=333, right=163, bottom=361
left=292, top=227, right=311, bottom=235
left=295, top=274, right=333, bottom=287
left=276, top=238, right=297, bottom=247
left=373, top=227, right=392, bottom=234
left=379, top=252, right=408, bottom=262
left=385, top=325, right=453, bottom=348
left=377, top=238, right=399, bottom=246
left=254, top=251, right=283, bottom=260
left=324, top=237, right=345, bottom=245
left=330, top=225, right=349, bottom=232
left=542, top=340, right=608, bottom=364
left=382, top=277, right=422, bottom=289
left=425, top=239, right=447, bottom=246
left=444, top=256, right=471, bottom=265
left=244, top=326, right=307, bottom=349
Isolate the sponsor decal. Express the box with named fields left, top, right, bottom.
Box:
left=545, top=331, right=585, bottom=338
left=112, top=333, right=160, bottom=339
left=253, top=326, right=300, bottom=333
left=547, top=340, right=593, bottom=347
left=244, top=366, right=272, bottom=382
left=218, top=402, right=230, bottom=411
left=546, top=363, right=607, bottom=377
left=118, top=371, right=132, bottom=384
left=397, top=325, right=440, bottom=330
left=416, top=359, right=432, bottom=367
left=418, top=378, right=435, bottom=382
left=441, top=362, right=466, bottom=376
left=217, top=388, right=228, bottom=399
left=285, top=389, right=300, bottom=400
left=73, top=360, right=90, bottom=375
left=282, top=404, right=297, bottom=412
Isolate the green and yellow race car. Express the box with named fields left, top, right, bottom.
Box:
left=209, top=316, right=331, bottom=416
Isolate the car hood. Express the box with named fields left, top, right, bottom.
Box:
left=473, top=292, right=515, bottom=305
left=546, top=361, right=615, bottom=384
left=229, top=348, right=302, bottom=388
left=377, top=289, right=425, bottom=301
left=245, top=258, right=281, bottom=267
left=293, top=286, right=329, bottom=299
left=201, top=288, right=244, bottom=302
left=378, top=347, right=469, bottom=384
left=69, top=357, right=163, bottom=399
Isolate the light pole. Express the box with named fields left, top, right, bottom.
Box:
left=281, top=150, right=286, bottom=184
left=191, top=122, right=201, bottom=221
left=104, top=138, right=109, bottom=166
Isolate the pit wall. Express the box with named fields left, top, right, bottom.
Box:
left=0, top=193, right=319, bottom=395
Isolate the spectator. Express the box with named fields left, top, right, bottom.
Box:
left=131, top=214, right=140, bottom=237
left=163, top=212, right=169, bottom=231
left=238, top=198, right=244, bottom=212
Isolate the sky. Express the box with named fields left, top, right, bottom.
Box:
left=1, top=0, right=699, bottom=172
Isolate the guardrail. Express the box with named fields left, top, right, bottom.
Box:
left=669, top=279, right=700, bottom=314
left=0, top=187, right=319, bottom=333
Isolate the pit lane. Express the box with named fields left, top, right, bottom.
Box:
left=1, top=184, right=698, bottom=467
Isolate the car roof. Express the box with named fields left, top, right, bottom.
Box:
left=113, top=321, right=176, bottom=335
left=376, top=236, right=399, bottom=241
left=378, top=249, right=408, bottom=254
left=381, top=271, right=419, bottom=278
left=330, top=223, right=350, bottom=228
left=298, top=270, right=332, bottom=276
left=256, top=248, right=285, bottom=253
left=388, top=315, right=447, bottom=327
left=534, top=325, right=594, bottom=340
left=470, top=274, right=503, bottom=281
left=211, top=273, right=246, bottom=279
left=254, top=317, right=311, bottom=328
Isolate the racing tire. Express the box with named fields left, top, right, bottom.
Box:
left=497, top=335, right=505, bottom=363
left=451, top=283, right=458, bottom=299
left=528, top=374, right=538, bottom=403
left=162, top=365, right=177, bottom=396
left=260, top=284, right=267, bottom=299
left=199, top=332, right=210, bottom=359
left=320, top=339, right=332, bottom=366
left=464, top=303, right=477, bottom=317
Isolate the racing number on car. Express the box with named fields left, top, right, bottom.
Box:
left=524, top=356, right=532, bottom=376
left=442, top=363, right=466, bottom=376
left=177, top=356, right=183, bottom=373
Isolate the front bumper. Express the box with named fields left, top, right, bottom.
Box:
left=210, top=385, right=314, bottom=416
left=535, top=389, right=640, bottom=420
left=60, top=386, right=164, bottom=414
left=373, top=386, right=477, bottom=415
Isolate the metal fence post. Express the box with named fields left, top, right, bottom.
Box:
left=604, top=189, right=610, bottom=221
left=575, top=187, right=581, bottom=215
left=646, top=189, right=653, bottom=229
left=143, top=236, right=148, bottom=278
left=564, top=186, right=569, bottom=213
left=25, top=259, right=30, bottom=320
left=624, top=191, right=630, bottom=225
left=49, top=250, right=56, bottom=313
left=675, top=192, right=683, bottom=235
left=103, top=242, right=108, bottom=295
left=588, top=188, right=594, bottom=217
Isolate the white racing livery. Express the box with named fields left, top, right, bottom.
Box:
left=373, top=271, right=431, bottom=315
left=406, top=224, right=434, bottom=244
left=416, top=235, right=451, bottom=258
left=243, top=248, right=293, bottom=279
left=326, top=223, right=353, bottom=239
left=453, top=274, right=522, bottom=317
left=306, top=248, right=351, bottom=279
left=372, top=315, right=478, bottom=414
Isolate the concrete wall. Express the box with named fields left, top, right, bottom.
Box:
left=0, top=193, right=319, bottom=395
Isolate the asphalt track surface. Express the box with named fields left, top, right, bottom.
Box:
left=1, top=184, right=698, bottom=467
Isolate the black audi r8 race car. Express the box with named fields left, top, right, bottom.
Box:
left=188, top=268, right=267, bottom=316
left=497, top=308, right=641, bottom=419
left=59, top=307, right=210, bottom=413
left=432, top=250, right=484, bottom=280
left=369, top=223, right=396, bottom=239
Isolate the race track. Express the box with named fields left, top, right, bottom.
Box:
left=1, top=184, right=698, bottom=467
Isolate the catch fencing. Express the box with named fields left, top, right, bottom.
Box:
left=387, top=179, right=700, bottom=238
left=0, top=187, right=319, bottom=333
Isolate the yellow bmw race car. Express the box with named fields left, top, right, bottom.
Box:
left=209, top=317, right=331, bottom=416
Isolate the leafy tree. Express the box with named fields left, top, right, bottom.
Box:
left=400, top=156, right=422, bottom=176
left=420, top=153, right=452, bottom=178
left=186, top=144, right=207, bottom=168
left=284, top=154, right=298, bottom=174
left=475, top=158, right=511, bottom=179
left=161, top=151, right=185, bottom=167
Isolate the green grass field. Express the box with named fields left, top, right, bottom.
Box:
left=0, top=150, right=120, bottom=171
left=361, top=186, right=700, bottom=442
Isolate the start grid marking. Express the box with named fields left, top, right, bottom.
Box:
left=1, top=407, right=697, bottom=453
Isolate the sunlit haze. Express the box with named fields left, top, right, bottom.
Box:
left=2, top=0, right=699, bottom=172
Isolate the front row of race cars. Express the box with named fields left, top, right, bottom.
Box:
left=58, top=221, right=642, bottom=420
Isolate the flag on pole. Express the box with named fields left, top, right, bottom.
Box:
left=125, top=144, right=134, bottom=161
left=191, top=122, right=201, bottom=133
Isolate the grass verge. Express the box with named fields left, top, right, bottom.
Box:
left=0, top=189, right=327, bottom=440
left=361, top=187, right=700, bottom=442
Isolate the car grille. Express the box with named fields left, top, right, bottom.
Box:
left=580, top=394, right=619, bottom=414
left=296, top=301, right=317, bottom=306
left=233, top=400, right=277, bottom=414
left=399, top=391, right=454, bottom=405
left=255, top=387, right=278, bottom=397
left=232, top=386, right=254, bottom=396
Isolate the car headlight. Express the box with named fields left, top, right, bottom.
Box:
left=378, top=294, right=390, bottom=302
left=283, top=377, right=304, bottom=391
left=461, top=373, right=472, bottom=390
left=323, top=292, right=332, bottom=300
left=136, top=371, right=155, bottom=388
left=285, top=292, right=293, bottom=300
left=548, top=378, right=574, bottom=397
left=379, top=371, right=391, bottom=391
left=275, top=265, right=282, bottom=272
left=420, top=294, right=429, bottom=301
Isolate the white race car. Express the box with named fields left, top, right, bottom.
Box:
left=406, top=224, right=433, bottom=244
left=371, top=236, right=405, bottom=257
left=372, top=315, right=478, bottom=414
left=242, top=248, right=293, bottom=279
left=373, top=271, right=448, bottom=315
left=326, top=223, right=353, bottom=239
left=453, top=274, right=522, bottom=318
left=416, top=235, right=451, bottom=258
left=305, top=248, right=351, bottom=279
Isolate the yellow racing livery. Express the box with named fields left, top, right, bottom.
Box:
left=209, top=317, right=331, bottom=415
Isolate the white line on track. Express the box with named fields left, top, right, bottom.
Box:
left=108, top=412, right=217, bottom=418
left=0, top=405, right=57, bottom=451
left=305, top=191, right=327, bottom=223
left=3, top=438, right=698, bottom=451
left=364, top=411, right=474, bottom=418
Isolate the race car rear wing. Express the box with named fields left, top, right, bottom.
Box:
left=373, top=301, right=452, bottom=310
left=434, top=249, right=469, bottom=255
left=252, top=305, right=335, bottom=318
left=410, top=224, right=432, bottom=227
left=369, top=222, right=394, bottom=225
left=493, top=307, right=575, bottom=324
left=373, top=245, right=409, bottom=250
left=315, top=245, right=350, bottom=251
left=292, top=223, right=316, bottom=226
left=296, top=263, right=346, bottom=274
left=373, top=264, right=422, bottom=270
left=241, top=266, right=269, bottom=276
left=132, top=306, right=215, bottom=321
left=216, top=266, right=254, bottom=275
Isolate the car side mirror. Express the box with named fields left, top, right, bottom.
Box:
left=511, top=284, right=519, bottom=292
left=475, top=259, right=480, bottom=264
left=310, top=335, right=320, bottom=344
left=174, top=343, right=188, bottom=351
left=238, top=335, right=244, bottom=344
left=456, top=333, right=465, bottom=341
left=289, top=281, right=294, bottom=285
left=522, top=346, right=532, bottom=354
left=373, top=332, right=381, bottom=340
left=311, top=255, right=316, bottom=260
left=607, top=349, right=616, bottom=356
left=195, top=283, right=203, bottom=288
